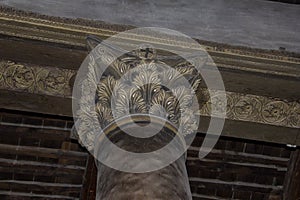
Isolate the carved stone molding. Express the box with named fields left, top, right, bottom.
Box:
left=0, top=60, right=75, bottom=97
left=0, top=6, right=299, bottom=64
left=0, top=59, right=299, bottom=129
left=201, top=90, right=300, bottom=128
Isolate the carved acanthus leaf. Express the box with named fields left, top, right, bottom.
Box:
left=96, top=76, right=118, bottom=107
left=92, top=58, right=201, bottom=136
left=151, top=90, right=179, bottom=125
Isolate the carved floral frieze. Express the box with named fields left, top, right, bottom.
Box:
left=0, top=60, right=299, bottom=129
left=0, top=60, right=75, bottom=97
left=201, top=90, right=300, bottom=128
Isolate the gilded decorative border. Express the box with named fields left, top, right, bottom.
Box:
left=200, top=90, right=300, bottom=128
left=0, top=60, right=75, bottom=97
left=0, top=60, right=299, bottom=129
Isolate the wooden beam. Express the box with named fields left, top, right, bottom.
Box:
left=0, top=143, right=88, bottom=162
left=0, top=35, right=87, bottom=70
left=0, top=90, right=299, bottom=145
left=0, top=191, right=76, bottom=199
left=189, top=177, right=282, bottom=193
left=0, top=158, right=86, bottom=172
left=0, top=124, right=70, bottom=141
left=1, top=36, right=299, bottom=101
left=81, top=155, right=97, bottom=200
left=284, top=149, right=300, bottom=200
left=187, top=147, right=289, bottom=168
left=0, top=180, right=81, bottom=197
left=0, top=164, right=83, bottom=178
left=198, top=117, right=300, bottom=146
left=0, top=90, right=72, bottom=116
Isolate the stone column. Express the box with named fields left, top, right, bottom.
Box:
left=95, top=116, right=192, bottom=200
left=73, top=35, right=201, bottom=200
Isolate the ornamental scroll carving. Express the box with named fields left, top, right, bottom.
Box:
left=0, top=60, right=299, bottom=129
left=0, top=60, right=75, bottom=97
left=201, top=90, right=300, bottom=128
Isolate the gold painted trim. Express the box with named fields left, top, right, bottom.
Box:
left=0, top=60, right=299, bottom=129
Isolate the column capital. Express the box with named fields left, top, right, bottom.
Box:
left=74, top=36, right=202, bottom=151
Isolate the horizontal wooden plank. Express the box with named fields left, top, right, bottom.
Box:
left=0, top=124, right=71, bottom=148
left=0, top=90, right=72, bottom=117
left=0, top=125, right=70, bottom=140
left=187, top=148, right=289, bottom=167
left=0, top=170, right=83, bottom=185
left=0, top=191, right=76, bottom=199
left=198, top=116, right=300, bottom=146
left=0, top=109, right=73, bottom=125
left=0, top=35, right=86, bottom=70
left=217, top=67, right=300, bottom=101
left=0, top=180, right=81, bottom=197
left=187, top=159, right=286, bottom=185
left=190, top=184, right=264, bottom=199
left=192, top=193, right=236, bottom=200
left=0, top=158, right=85, bottom=175
left=190, top=182, right=269, bottom=199
left=189, top=177, right=282, bottom=193
left=0, top=143, right=88, bottom=162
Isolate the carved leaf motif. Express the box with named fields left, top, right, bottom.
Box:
left=172, top=86, right=194, bottom=109
left=151, top=90, right=179, bottom=125
left=96, top=76, right=118, bottom=107
left=160, top=69, right=186, bottom=88
left=113, top=87, right=148, bottom=118
left=110, top=58, right=132, bottom=78
left=132, top=64, right=160, bottom=87
left=130, top=88, right=148, bottom=114
left=87, top=54, right=98, bottom=88
left=288, top=103, right=300, bottom=127
left=132, top=64, right=161, bottom=109
left=36, top=69, right=66, bottom=95
left=149, top=104, right=168, bottom=119
left=175, top=63, right=195, bottom=75
left=179, top=109, right=199, bottom=136
left=77, top=77, right=99, bottom=151
left=191, top=76, right=201, bottom=92
left=76, top=48, right=203, bottom=141
left=113, top=87, right=130, bottom=118
left=96, top=104, right=113, bottom=128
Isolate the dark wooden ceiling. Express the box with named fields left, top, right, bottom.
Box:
left=0, top=109, right=296, bottom=200
left=0, top=109, right=91, bottom=199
